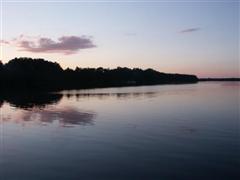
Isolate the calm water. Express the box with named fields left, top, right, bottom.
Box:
left=0, top=82, right=239, bottom=180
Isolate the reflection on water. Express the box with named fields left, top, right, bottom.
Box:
left=64, top=91, right=158, bottom=100
left=2, top=107, right=95, bottom=127
left=0, top=93, right=63, bottom=109
left=0, top=93, right=96, bottom=127
left=0, top=82, right=239, bottom=180
left=0, top=91, right=159, bottom=109
left=22, top=108, right=95, bottom=126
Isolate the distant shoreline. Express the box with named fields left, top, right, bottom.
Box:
left=199, top=78, right=240, bottom=81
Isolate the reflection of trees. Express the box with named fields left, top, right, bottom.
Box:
left=63, top=92, right=158, bottom=100
left=0, top=92, right=63, bottom=109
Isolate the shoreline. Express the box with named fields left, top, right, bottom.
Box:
left=199, top=78, right=240, bottom=81
left=1, top=80, right=239, bottom=93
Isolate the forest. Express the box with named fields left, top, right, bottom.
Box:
left=0, top=57, right=199, bottom=91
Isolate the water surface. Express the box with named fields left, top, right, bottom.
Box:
left=0, top=82, right=239, bottom=180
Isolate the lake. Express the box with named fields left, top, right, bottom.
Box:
left=0, top=82, right=239, bottom=180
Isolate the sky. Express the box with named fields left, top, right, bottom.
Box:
left=0, top=0, right=239, bottom=78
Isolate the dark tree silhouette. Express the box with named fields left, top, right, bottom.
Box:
left=0, top=57, right=199, bottom=91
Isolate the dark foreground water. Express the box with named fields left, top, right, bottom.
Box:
left=0, top=82, right=239, bottom=180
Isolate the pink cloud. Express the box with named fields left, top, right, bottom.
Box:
left=1, top=35, right=96, bottom=55
left=0, top=40, right=10, bottom=44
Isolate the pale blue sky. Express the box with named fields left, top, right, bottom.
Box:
left=1, top=0, right=239, bottom=78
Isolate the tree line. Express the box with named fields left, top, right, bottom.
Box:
left=0, top=57, right=198, bottom=91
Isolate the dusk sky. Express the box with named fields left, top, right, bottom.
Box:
left=0, top=0, right=239, bottom=78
